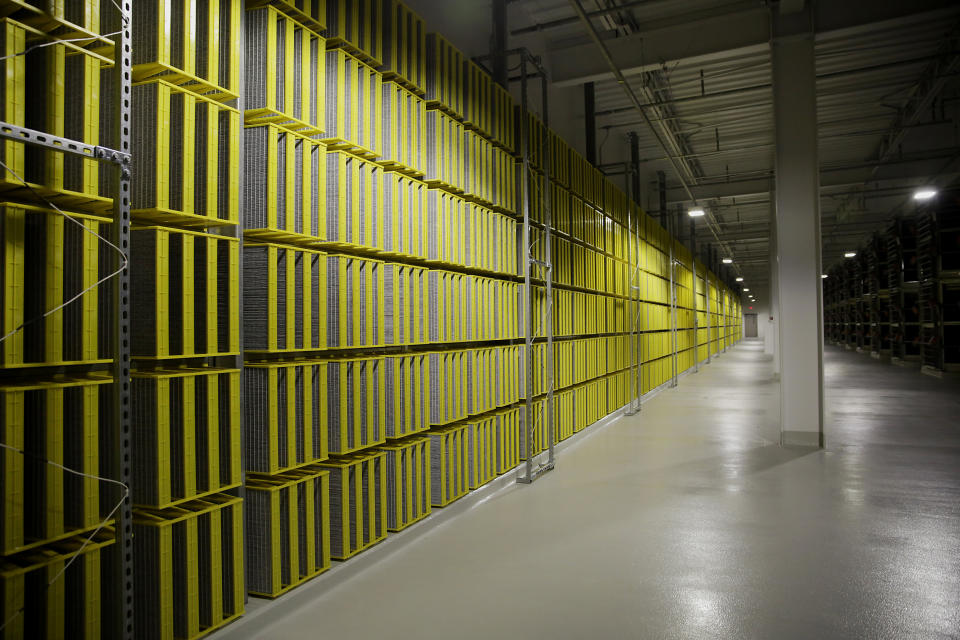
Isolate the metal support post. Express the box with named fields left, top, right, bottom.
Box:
left=111, top=5, right=134, bottom=636
left=516, top=49, right=554, bottom=484
left=705, top=246, right=712, bottom=365
left=585, top=82, right=597, bottom=165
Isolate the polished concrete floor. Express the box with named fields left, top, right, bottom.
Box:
left=216, top=340, right=960, bottom=639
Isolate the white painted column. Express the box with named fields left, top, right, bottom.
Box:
left=771, top=11, right=824, bottom=448
left=767, top=208, right=780, bottom=374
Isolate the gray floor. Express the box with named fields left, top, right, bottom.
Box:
left=216, top=340, right=960, bottom=639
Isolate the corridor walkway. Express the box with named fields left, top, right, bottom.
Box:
left=216, top=340, right=960, bottom=640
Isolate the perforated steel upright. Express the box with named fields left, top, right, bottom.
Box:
left=0, top=2, right=134, bottom=637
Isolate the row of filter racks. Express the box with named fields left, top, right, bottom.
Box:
left=0, top=1, right=743, bottom=639
left=823, top=190, right=960, bottom=375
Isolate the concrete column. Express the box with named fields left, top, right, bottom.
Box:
left=771, top=11, right=824, bottom=448
left=766, top=206, right=779, bottom=368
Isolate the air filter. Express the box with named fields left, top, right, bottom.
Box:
left=423, top=109, right=464, bottom=193
left=493, top=407, right=520, bottom=474
left=247, top=0, right=325, bottom=31
left=462, top=58, right=491, bottom=138
left=427, top=423, right=468, bottom=507
left=133, top=495, right=245, bottom=640
left=379, top=171, right=427, bottom=260
left=380, top=0, right=425, bottom=94
left=379, top=80, right=426, bottom=176
left=243, top=244, right=326, bottom=353
left=0, top=374, right=112, bottom=555
left=244, top=125, right=326, bottom=242
left=0, top=202, right=113, bottom=368
left=130, top=80, right=241, bottom=227
left=324, top=150, right=382, bottom=250
left=243, top=361, right=327, bottom=475
left=325, top=254, right=383, bottom=349
left=244, top=468, right=331, bottom=597
left=492, top=147, right=518, bottom=214
left=490, top=80, right=515, bottom=152
left=382, top=354, right=429, bottom=439
left=244, top=6, right=325, bottom=135
left=131, top=0, right=241, bottom=101
left=548, top=128, right=571, bottom=188
left=131, top=369, right=242, bottom=509
left=424, top=33, right=463, bottom=119
left=325, top=0, right=383, bottom=66
left=0, top=18, right=111, bottom=211
left=425, top=188, right=466, bottom=264
left=0, top=525, right=115, bottom=640
left=377, top=435, right=430, bottom=531
left=465, top=417, right=495, bottom=490
left=462, top=129, right=494, bottom=206
left=130, top=226, right=240, bottom=359
left=323, top=49, right=382, bottom=158
left=317, top=450, right=387, bottom=560
left=325, top=357, right=385, bottom=455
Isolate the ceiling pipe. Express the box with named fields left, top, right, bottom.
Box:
left=567, top=0, right=739, bottom=272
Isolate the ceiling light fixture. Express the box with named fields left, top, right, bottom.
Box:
left=688, top=207, right=705, bottom=217
left=743, top=288, right=750, bottom=292
left=735, top=277, right=744, bottom=282
left=913, top=188, right=937, bottom=201
left=822, top=274, right=828, bottom=279
left=722, top=258, right=733, bottom=264
left=844, top=252, right=857, bottom=258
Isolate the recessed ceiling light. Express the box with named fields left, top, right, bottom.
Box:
left=735, top=277, right=744, bottom=282
left=688, top=208, right=705, bottom=217
left=913, top=188, right=937, bottom=201
left=722, top=258, right=733, bottom=264
left=844, top=252, right=857, bottom=258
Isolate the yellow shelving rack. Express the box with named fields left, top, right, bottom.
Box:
left=493, top=407, right=520, bottom=475
left=325, top=0, right=383, bottom=67
left=244, top=6, right=325, bottom=135
left=377, top=436, right=430, bottom=531
left=322, top=49, right=382, bottom=158
left=131, top=368, right=242, bottom=508
left=324, top=253, right=384, bottom=348
left=383, top=354, right=430, bottom=439
left=243, top=125, right=326, bottom=243
left=318, top=450, right=387, bottom=560
left=0, top=202, right=112, bottom=368
left=243, top=243, right=326, bottom=354
left=380, top=0, right=425, bottom=95
left=244, top=468, right=332, bottom=597
left=129, top=226, right=241, bottom=360
left=131, top=0, right=242, bottom=101
left=133, top=494, right=244, bottom=640
left=382, top=262, right=429, bottom=346
left=423, top=109, right=465, bottom=194
left=324, top=149, right=384, bottom=250
left=247, top=0, right=326, bottom=32
left=0, top=16, right=113, bottom=212
left=424, top=32, right=463, bottom=119
left=243, top=361, right=328, bottom=475
left=130, top=79, right=241, bottom=227
left=465, top=416, right=495, bottom=490
left=379, top=170, right=427, bottom=259
left=380, top=79, right=426, bottom=176
left=427, top=423, right=468, bottom=507
left=0, top=526, right=115, bottom=640
left=325, top=357, right=386, bottom=455
left=0, top=374, right=113, bottom=556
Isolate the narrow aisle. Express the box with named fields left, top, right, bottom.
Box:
left=216, top=341, right=960, bottom=640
